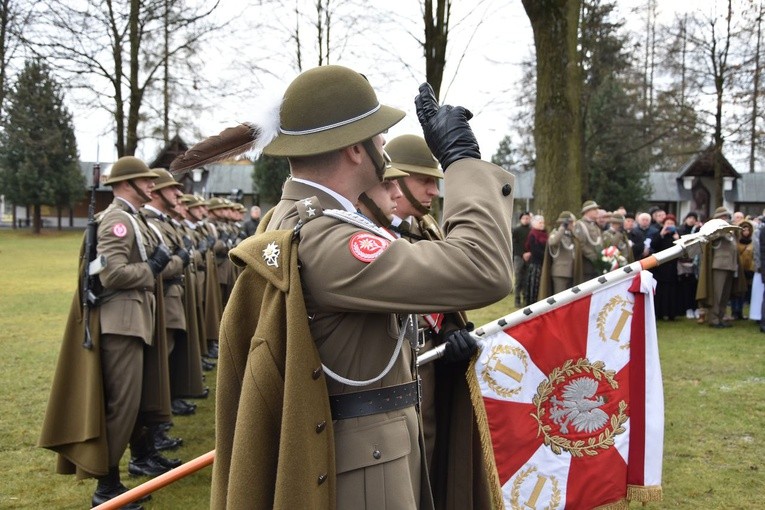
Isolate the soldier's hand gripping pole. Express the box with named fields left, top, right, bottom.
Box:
left=82, top=163, right=100, bottom=350
left=418, top=219, right=739, bottom=366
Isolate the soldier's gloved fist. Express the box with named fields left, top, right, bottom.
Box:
left=206, top=234, right=215, bottom=247
left=175, top=248, right=191, bottom=268
left=442, top=326, right=478, bottom=363
left=198, top=239, right=208, bottom=254
left=148, top=244, right=172, bottom=276
left=182, top=235, right=193, bottom=250
left=415, top=82, right=480, bottom=171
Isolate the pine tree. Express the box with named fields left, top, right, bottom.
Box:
left=253, top=155, right=291, bottom=207
left=0, top=59, right=83, bottom=233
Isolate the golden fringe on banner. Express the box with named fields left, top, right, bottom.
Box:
left=594, top=498, right=629, bottom=509
left=627, top=484, right=663, bottom=502
left=467, top=358, right=505, bottom=510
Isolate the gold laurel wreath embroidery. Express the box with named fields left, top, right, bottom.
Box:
left=482, top=345, right=529, bottom=398
left=531, top=358, right=628, bottom=457
left=596, top=295, right=633, bottom=350
left=509, top=466, right=562, bottom=510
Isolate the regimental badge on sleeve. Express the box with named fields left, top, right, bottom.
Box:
left=348, top=232, right=390, bottom=263
left=112, top=223, right=128, bottom=238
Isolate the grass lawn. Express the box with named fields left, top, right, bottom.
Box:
left=0, top=229, right=763, bottom=508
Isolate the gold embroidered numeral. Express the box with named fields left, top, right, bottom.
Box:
left=524, top=474, right=548, bottom=508
left=609, top=307, right=633, bottom=342
left=494, top=359, right=523, bottom=383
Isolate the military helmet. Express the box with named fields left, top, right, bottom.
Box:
left=609, top=213, right=625, bottom=224
left=263, top=65, right=405, bottom=157
left=102, top=156, right=158, bottom=185
left=206, top=197, right=227, bottom=210
left=150, top=168, right=183, bottom=191
left=556, top=211, right=576, bottom=224
left=386, top=134, right=443, bottom=179
left=581, top=200, right=599, bottom=214
left=182, top=194, right=206, bottom=208
left=713, top=206, right=731, bottom=219
left=381, top=151, right=408, bottom=180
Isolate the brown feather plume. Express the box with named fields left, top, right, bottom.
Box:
left=170, top=123, right=262, bottom=174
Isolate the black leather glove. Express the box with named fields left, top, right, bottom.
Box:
left=206, top=234, right=215, bottom=247
left=182, top=235, right=193, bottom=251
left=415, top=82, right=481, bottom=170
left=197, top=239, right=208, bottom=254
left=175, top=248, right=191, bottom=268
left=147, top=244, right=172, bottom=276
left=442, top=324, right=478, bottom=363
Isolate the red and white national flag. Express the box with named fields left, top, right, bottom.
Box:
left=470, top=271, right=663, bottom=509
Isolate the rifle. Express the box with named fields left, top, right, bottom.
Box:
left=82, top=163, right=101, bottom=350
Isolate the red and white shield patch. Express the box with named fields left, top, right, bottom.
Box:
left=348, top=232, right=390, bottom=263
left=112, top=223, right=128, bottom=238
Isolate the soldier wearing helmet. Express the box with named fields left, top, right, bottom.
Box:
left=134, top=169, right=204, bottom=469
left=210, top=65, right=514, bottom=510
left=40, top=156, right=174, bottom=509
left=384, top=134, right=487, bottom=505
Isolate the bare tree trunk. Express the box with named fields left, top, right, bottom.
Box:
left=750, top=3, right=762, bottom=173
left=126, top=0, right=141, bottom=156
left=33, top=203, right=41, bottom=234
left=163, top=0, right=170, bottom=143
left=711, top=0, right=733, bottom=209
left=522, top=0, right=583, bottom=217
left=0, top=0, right=9, bottom=119
left=106, top=0, right=127, bottom=157
left=422, top=0, right=449, bottom=99
left=11, top=202, right=16, bottom=229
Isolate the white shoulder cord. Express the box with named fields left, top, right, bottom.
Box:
left=323, top=209, right=397, bottom=242
left=321, top=314, right=410, bottom=387
left=118, top=210, right=148, bottom=262
left=313, top=208, right=404, bottom=386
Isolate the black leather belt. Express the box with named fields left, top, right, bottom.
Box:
left=329, top=381, right=419, bottom=421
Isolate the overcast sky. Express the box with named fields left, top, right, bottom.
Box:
left=72, top=0, right=724, bottom=168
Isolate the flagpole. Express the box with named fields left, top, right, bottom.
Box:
left=418, top=219, right=738, bottom=366
left=92, top=451, right=215, bottom=510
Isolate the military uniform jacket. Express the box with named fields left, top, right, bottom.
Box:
left=97, top=199, right=157, bottom=344
left=547, top=226, right=577, bottom=278
left=573, top=218, right=603, bottom=264
left=212, top=227, right=335, bottom=510
left=142, top=207, right=186, bottom=331
left=39, top=198, right=158, bottom=478
left=215, top=160, right=513, bottom=510
left=602, top=228, right=634, bottom=263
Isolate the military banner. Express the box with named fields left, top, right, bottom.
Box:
left=470, top=271, right=663, bottom=509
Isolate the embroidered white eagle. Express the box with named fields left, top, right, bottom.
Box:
left=549, top=377, right=609, bottom=434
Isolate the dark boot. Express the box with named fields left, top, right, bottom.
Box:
left=129, top=427, right=172, bottom=478
left=171, top=398, right=195, bottom=416
left=92, top=466, right=149, bottom=509
left=153, top=423, right=183, bottom=451
left=206, top=340, right=218, bottom=359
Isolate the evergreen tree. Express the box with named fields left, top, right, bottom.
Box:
left=252, top=154, right=290, bottom=207
left=0, top=59, right=83, bottom=233
left=579, top=0, right=652, bottom=211
left=491, top=135, right=516, bottom=171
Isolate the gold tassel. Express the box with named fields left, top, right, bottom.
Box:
left=594, top=498, right=630, bottom=510
left=627, top=484, right=663, bottom=502
left=466, top=358, right=505, bottom=509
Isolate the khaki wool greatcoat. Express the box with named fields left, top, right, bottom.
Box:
left=212, top=159, right=514, bottom=510
left=39, top=198, right=160, bottom=477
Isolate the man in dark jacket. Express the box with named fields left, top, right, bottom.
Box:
left=511, top=211, right=531, bottom=307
